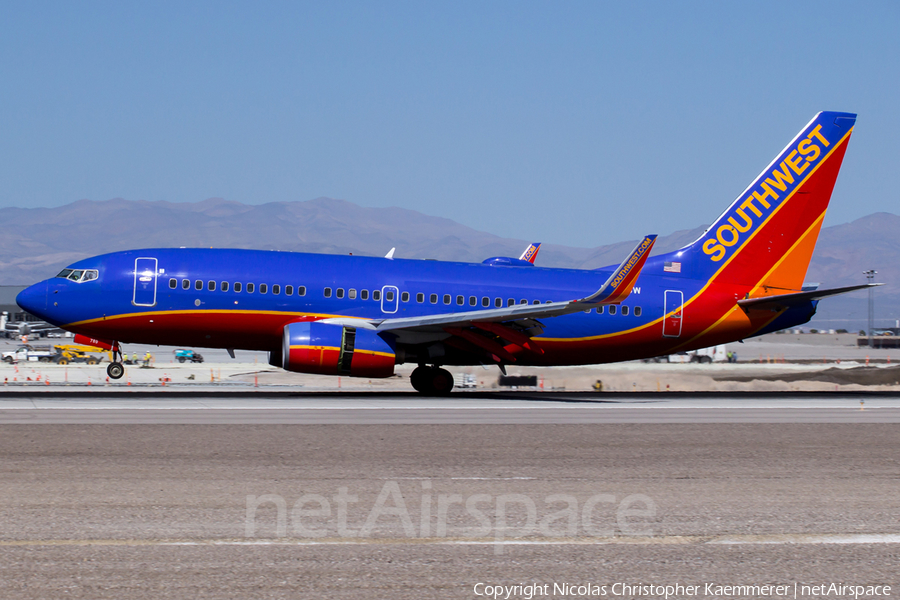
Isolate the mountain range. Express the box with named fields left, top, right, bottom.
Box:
left=0, top=197, right=893, bottom=330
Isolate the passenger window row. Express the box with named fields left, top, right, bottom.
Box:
left=168, top=276, right=641, bottom=315
left=168, top=278, right=306, bottom=297
left=595, top=305, right=642, bottom=316
left=319, top=287, right=643, bottom=316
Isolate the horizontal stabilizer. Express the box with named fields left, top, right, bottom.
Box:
left=737, top=283, right=881, bottom=311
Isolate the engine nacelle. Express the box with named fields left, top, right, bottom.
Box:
left=282, top=321, right=396, bottom=378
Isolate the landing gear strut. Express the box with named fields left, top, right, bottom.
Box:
left=410, top=365, right=454, bottom=395
left=106, top=343, right=125, bottom=379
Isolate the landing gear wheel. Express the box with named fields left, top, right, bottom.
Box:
left=409, top=366, right=454, bottom=395
left=430, top=368, right=454, bottom=395
left=410, top=366, right=430, bottom=393
left=107, top=362, right=124, bottom=379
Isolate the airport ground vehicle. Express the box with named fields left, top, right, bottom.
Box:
left=174, top=349, right=204, bottom=363
left=2, top=343, right=108, bottom=364
left=453, top=373, right=477, bottom=388
left=52, top=344, right=109, bottom=365
left=15, top=112, right=877, bottom=394
left=656, top=345, right=727, bottom=364
left=2, top=344, right=57, bottom=363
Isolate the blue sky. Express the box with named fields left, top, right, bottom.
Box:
left=1, top=1, right=897, bottom=248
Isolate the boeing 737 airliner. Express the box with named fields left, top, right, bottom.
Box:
left=16, top=112, right=874, bottom=393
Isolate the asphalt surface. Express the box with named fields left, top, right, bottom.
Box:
left=1, top=395, right=898, bottom=598
left=0, top=391, right=899, bottom=423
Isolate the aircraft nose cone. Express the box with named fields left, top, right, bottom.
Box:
left=16, top=280, right=49, bottom=318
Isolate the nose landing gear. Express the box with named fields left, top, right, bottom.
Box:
left=410, top=365, right=454, bottom=395
left=106, top=342, right=125, bottom=379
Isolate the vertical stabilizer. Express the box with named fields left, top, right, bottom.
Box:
left=690, top=112, right=856, bottom=294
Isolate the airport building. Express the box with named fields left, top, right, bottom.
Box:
left=0, top=285, right=54, bottom=338
left=0, top=286, right=30, bottom=322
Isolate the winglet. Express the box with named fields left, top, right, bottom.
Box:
left=385, top=248, right=396, bottom=259
left=583, top=235, right=657, bottom=304
left=518, top=243, right=541, bottom=264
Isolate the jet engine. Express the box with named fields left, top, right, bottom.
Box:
left=280, top=321, right=396, bottom=378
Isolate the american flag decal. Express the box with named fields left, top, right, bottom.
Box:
left=664, top=261, right=681, bottom=273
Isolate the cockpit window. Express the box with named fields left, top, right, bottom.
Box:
left=55, top=268, right=99, bottom=283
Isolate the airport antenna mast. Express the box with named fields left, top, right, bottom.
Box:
left=864, top=269, right=877, bottom=348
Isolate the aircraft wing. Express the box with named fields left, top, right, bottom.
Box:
left=321, top=235, right=657, bottom=334
left=737, top=283, right=882, bottom=311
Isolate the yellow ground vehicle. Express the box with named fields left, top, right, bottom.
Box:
left=52, top=344, right=112, bottom=365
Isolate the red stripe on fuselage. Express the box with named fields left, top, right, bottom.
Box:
left=69, top=311, right=318, bottom=351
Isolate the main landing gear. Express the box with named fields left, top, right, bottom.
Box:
left=410, top=365, right=454, bottom=395
left=106, top=343, right=125, bottom=379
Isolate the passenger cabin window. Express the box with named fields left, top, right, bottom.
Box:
left=373, top=290, right=381, bottom=301
left=456, top=295, right=464, bottom=306
left=508, top=299, right=515, bottom=307
left=169, top=278, right=177, bottom=289
left=495, top=298, right=502, bottom=308
left=416, top=293, right=425, bottom=303
left=273, top=285, right=280, bottom=295
left=482, top=297, right=489, bottom=307
left=298, top=286, right=306, bottom=296
left=361, top=290, right=368, bottom=300
left=260, top=284, right=267, bottom=294
left=469, top=296, right=476, bottom=306
left=443, top=294, right=451, bottom=305
left=247, top=283, right=255, bottom=293
left=221, top=281, right=229, bottom=292
left=234, top=282, right=242, bottom=293
left=348, top=289, right=357, bottom=299
left=324, top=287, right=332, bottom=298
left=385, top=290, right=395, bottom=302
left=596, top=306, right=604, bottom=314
left=634, top=306, right=642, bottom=316
left=533, top=300, right=540, bottom=305
left=401, top=292, right=410, bottom=302
left=182, top=279, right=190, bottom=290
left=622, top=306, right=629, bottom=316
left=609, top=305, right=617, bottom=315
left=430, top=294, right=438, bottom=304
left=208, top=280, right=216, bottom=291
left=336, top=288, right=345, bottom=299
left=285, top=285, right=293, bottom=296
left=520, top=299, right=527, bottom=305
left=195, top=280, right=203, bottom=291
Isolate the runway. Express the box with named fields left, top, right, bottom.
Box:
left=1, top=394, right=898, bottom=598
left=0, top=390, right=898, bottom=423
